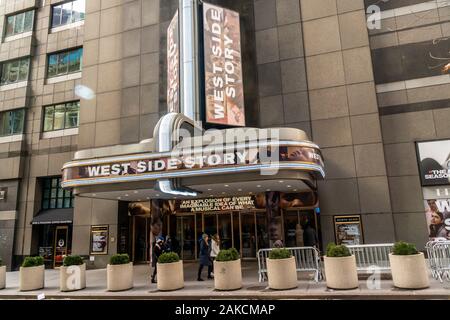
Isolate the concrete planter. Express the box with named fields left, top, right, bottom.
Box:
left=0, top=266, right=5, bottom=289
left=157, top=260, right=184, bottom=291
left=19, top=265, right=45, bottom=291
left=324, top=255, right=359, bottom=290
left=267, top=256, right=297, bottom=290
left=60, top=263, right=86, bottom=292
left=107, top=262, right=133, bottom=291
left=389, top=252, right=429, bottom=289
left=214, top=259, right=242, bottom=291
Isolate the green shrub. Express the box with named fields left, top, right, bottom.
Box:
left=326, top=243, right=351, bottom=257
left=158, top=252, right=180, bottom=264
left=109, top=254, right=130, bottom=265
left=392, top=241, right=418, bottom=255
left=63, top=255, right=84, bottom=267
left=22, top=256, right=44, bottom=268
left=216, top=248, right=240, bottom=262
left=268, top=248, right=292, bottom=259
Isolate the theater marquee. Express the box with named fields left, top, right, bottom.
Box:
left=203, top=3, right=245, bottom=126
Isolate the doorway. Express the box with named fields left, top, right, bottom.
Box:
left=132, top=216, right=151, bottom=263
left=175, top=215, right=197, bottom=261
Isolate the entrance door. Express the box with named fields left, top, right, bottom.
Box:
left=176, top=215, right=196, bottom=260
left=132, top=216, right=150, bottom=263
left=240, top=213, right=256, bottom=258
left=54, top=226, right=69, bottom=268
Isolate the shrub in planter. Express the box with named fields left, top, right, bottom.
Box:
left=267, top=248, right=297, bottom=290
left=60, top=255, right=86, bottom=292
left=157, top=252, right=184, bottom=291
left=214, top=248, right=242, bottom=291
left=389, top=241, right=429, bottom=289
left=20, top=256, right=45, bottom=291
left=107, top=254, right=133, bottom=291
left=0, top=258, right=5, bottom=290
left=323, top=243, right=358, bottom=290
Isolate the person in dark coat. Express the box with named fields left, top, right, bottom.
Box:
left=302, top=218, right=318, bottom=247
left=197, top=233, right=213, bottom=281
left=151, top=237, right=164, bottom=283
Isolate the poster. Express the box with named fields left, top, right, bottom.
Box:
left=334, top=215, right=363, bottom=245
left=167, top=10, right=179, bottom=113
left=424, top=199, right=450, bottom=240
left=90, top=225, right=108, bottom=255
left=203, top=3, right=245, bottom=126
left=417, top=140, right=450, bottom=186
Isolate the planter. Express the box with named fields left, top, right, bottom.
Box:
left=0, top=266, right=5, bottom=289
left=157, top=260, right=184, bottom=291
left=323, top=255, right=358, bottom=290
left=107, top=262, right=133, bottom=291
left=60, top=263, right=86, bottom=292
left=19, top=265, right=45, bottom=291
left=267, top=256, right=297, bottom=290
left=389, top=252, right=429, bottom=289
left=214, top=259, right=242, bottom=290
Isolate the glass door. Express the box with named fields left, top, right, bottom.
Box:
left=218, top=213, right=232, bottom=249
left=240, top=213, right=256, bottom=258
left=132, top=216, right=150, bottom=263
left=176, top=215, right=196, bottom=260
left=54, top=226, right=69, bottom=268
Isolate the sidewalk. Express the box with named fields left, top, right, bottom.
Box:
left=1, top=262, right=449, bottom=299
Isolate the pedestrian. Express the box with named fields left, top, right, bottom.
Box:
left=198, top=233, right=213, bottom=281
left=164, top=235, right=173, bottom=253
left=273, top=239, right=284, bottom=248
left=151, top=236, right=164, bottom=283
left=210, top=234, right=220, bottom=276
left=301, top=218, right=319, bottom=247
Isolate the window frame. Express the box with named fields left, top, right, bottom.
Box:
left=0, top=57, right=30, bottom=86
left=41, top=177, right=74, bottom=210
left=46, top=47, right=83, bottom=79
left=42, top=101, right=80, bottom=132
left=4, top=9, right=35, bottom=39
left=0, top=108, right=25, bottom=137
left=50, top=0, right=86, bottom=29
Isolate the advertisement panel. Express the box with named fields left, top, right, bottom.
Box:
left=167, top=11, right=180, bottom=113
left=417, top=140, right=450, bottom=186
left=203, top=3, right=245, bottom=126
left=334, top=215, right=363, bottom=245
left=424, top=199, right=450, bottom=240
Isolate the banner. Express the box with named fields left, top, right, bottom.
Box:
left=424, top=199, right=450, bottom=240
left=417, top=140, right=450, bottom=186
left=203, top=3, right=245, bottom=126
left=167, top=10, right=180, bottom=113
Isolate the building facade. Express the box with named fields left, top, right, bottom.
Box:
left=0, top=0, right=449, bottom=270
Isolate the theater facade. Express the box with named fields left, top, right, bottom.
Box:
left=1, top=0, right=450, bottom=270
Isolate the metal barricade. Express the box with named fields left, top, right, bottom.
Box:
left=257, top=247, right=323, bottom=283
left=427, top=240, right=450, bottom=282
left=346, top=243, right=394, bottom=272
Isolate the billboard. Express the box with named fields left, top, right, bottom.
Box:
left=417, top=140, right=450, bottom=186
left=203, top=3, right=245, bottom=126
left=167, top=10, right=180, bottom=113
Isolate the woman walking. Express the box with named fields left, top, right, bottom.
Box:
left=210, top=234, right=220, bottom=276
left=198, top=233, right=213, bottom=281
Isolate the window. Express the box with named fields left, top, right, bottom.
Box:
left=0, top=57, right=30, bottom=85
left=43, top=101, right=79, bottom=132
left=5, top=10, right=34, bottom=38
left=0, top=109, right=25, bottom=137
left=51, top=0, right=85, bottom=28
left=47, top=48, right=82, bottom=78
left=42, top=177, right=74, bottom=209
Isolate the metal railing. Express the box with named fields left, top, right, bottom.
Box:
left=257, top=246, right=323, bottom=283
left=426, top=240, right=450, bottom=282
left=346, top=243, right=394, bottom=272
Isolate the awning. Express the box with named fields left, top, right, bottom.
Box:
left=31, top=208, right=74, bottom=225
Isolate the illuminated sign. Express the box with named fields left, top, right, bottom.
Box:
left=167, top=10, right=180, bottom=113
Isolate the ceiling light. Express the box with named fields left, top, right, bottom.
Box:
left=137, top=199, right=141, bottom=202
left=222, top=192, right=226, bottom=194
left=287, top=185, right=291, bottom=188
left=293, top=189, right=297, bottom=192
left=125, top=194, right=129, bottom=197
left=117, top=197, right=121, bottom=200
left=224, top=185, right=229, bottom=187
left=238, top=189, right=242, bottom=192
left=210, top=195, right=214, bottom=197
left=256, top=185, right=261, bottom=188
left=92, top=194, right=96, bottom=196
left=266, top=189, right=271, bottom=191
left=146, top=197, right=150, bottom=200
left=279, top=180, right=284, bottom=183
left=134, top=191, right=139, bottom=194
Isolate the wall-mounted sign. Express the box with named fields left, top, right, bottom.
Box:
left=417, top=140, right=450, bottom=186
left=203, top=3, right=245, bottom=126
left=424, top=199, right=450, bottom=240
left=90, top=225, right=108, bottom=255
left=0, top=188, right=7, bottom=201
left=176, top=196, right=261, bottom=213
left=334, top=215, right=363, bottom=245
left=167, top=10, right=180, bottom=113
left=62, top=144, right=324, bottom=188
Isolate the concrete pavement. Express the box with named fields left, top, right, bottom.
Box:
left=0, top=262, right=449, bottom=299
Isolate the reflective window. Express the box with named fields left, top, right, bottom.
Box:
left=51, top=0, right=85, bottom=28
left=47, top=48, right=83, bottom=78
left=0, top=58, right=29, bottom=85
left=43, top=101, right=80, bottom=132
left=41, top=177, right=73, bottom=209
left=5, top=10, right=34, bottom=37
left=0, top=108, right=25, bottom=137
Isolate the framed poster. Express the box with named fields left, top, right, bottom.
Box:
left=416, top=139, right=450, bottom=186
left=90, top=225, right=109, bottom=255
left=334, top=215, right=363, bottom=245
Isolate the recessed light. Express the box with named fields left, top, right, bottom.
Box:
left=256, top=185, right=261, bottom=188
left=137, top=199, right=141, bottom=202
left=125, top=194, right=129, bottom=197
left=208, top=188, right=212, bottom=191
left=92, top=194, right=96, bottom=196
left=210, top=195, right=214, bottom=197
left=146, top=197, right=150, bottom=200
left=222, top=192, right=226, bottom=194
left=287, top=185, right=291, bottom=188
left=266, top=189, right=271, bottom=191
left=117, top=197, right=121, bottom=200
left=279, top=180, right=284, bottom=183
left=134, top=191, right=139, bottom=194
left=156, top=194, right=160, bottom=197
left=224, top=185, right=229, bottom=187
left=238, top=189, right=242, bottom=192
left=293, top=189, right=297, bottom=192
